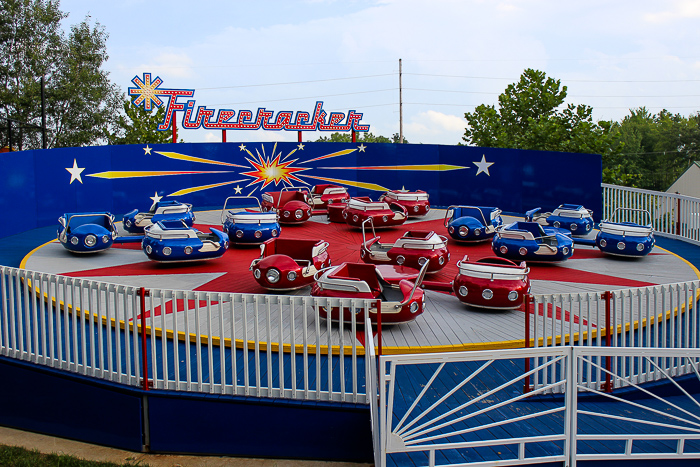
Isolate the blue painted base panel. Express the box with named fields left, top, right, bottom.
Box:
left=148, top=392, right=373, bottom=462
left=0, top=356, right=144, bottom=452
left=0, top=355, right=372, bottom=462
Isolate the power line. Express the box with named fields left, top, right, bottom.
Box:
left=197, top=74, right=394, bottom=90
left=404, top=72, right=700, bottom=83
left=402, top=103, right=700, bottom=110
left=405, top=87, right=700, bottom=99
left=125, top=60, right=397, bottom=70
left=213, top=88, right=395, bottom=107
left=403, top=57, right=700, bottom=63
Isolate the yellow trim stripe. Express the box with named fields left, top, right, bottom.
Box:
left=656, top=245, right=700, bottom=281
left=319, top=164, right=469, bottom=171
left=154, top=151, right=248, bottom=168
left=18, top=232, right=700, bottom=355
left=301, top=174, right=388, bottom=192
left=303, top=149, right=356, bottom=164
left=19, top=238, right=56, bottom=269
left=168, top=179, right=245, bottom=197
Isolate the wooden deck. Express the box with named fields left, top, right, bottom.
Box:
left=21, top=210, right=700, bottom=353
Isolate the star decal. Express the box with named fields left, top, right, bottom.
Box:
left=239, top=144, right=246, bottom=151
left=297, top=142, right=305, bottom=150
left=150, top=191, right=163, bottom=205
left=358, top=144, right=366, bottom=152
left=66, top=159, right=85, bottom=184
left=144, top=145, right=152, bottom=155
left=234, top=185, right=243, bottom=194
left=473, top=155, right=494, bottom=176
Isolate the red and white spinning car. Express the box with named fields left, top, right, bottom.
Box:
left=359, top=219, right=449, bottom=273
left=249, top=238, right=330, bottom=291
left=308, top=184, right=349, bottom=211
left=311, top=262, right=428, bottom=324
left=342, top=197, right=408, bottom=228
left=379, top=189, right=430, bottom=217
left=261, top=187, right=313, bottom=224
left=452, top=256, right=530, bottom=310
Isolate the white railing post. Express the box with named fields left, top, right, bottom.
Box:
left=566, top=346, right=577, bottom=467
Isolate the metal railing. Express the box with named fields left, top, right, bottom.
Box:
left=0, top=266, right=372, bottom=403
left=526, top=281, right=700, bottom=393
left=603, top=183, right=700, bottom=244
left=378, top=346, right=700, bottom=467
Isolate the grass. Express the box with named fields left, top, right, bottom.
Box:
left=0, top=445, right=148, bottom=467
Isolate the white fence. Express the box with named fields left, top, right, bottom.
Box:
left=527, top=281, right=700, bottom=393
left=378, top=346, right=700, bottom=467
left=603, top=183, right=700, bottom=244
left=371, top=184, right=700, bottom=465
left=0, top=266, right=373, bottom=403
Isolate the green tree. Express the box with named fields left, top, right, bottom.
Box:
left=0, top=0, right=121, bottom=149
left=611, top=108, right=700, bottom=190
left=462, top=68, right=620, bottom=157
left=315, top=132, right=407, bottom=143
left=108, top=98, right=175, bottom=145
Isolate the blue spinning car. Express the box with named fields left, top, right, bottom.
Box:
left=123, top=200, right=195, bottom=234
left=444, top=206, right=503, bottom=242
left=596, top=208, right=655, bottom=257
left=142, top=220, right=229, bottom=262
left=221, top=196, right=281, bottom=245
left=492, top=221, right=574, bottom=262
left=525, top=204, right=594, bottom=236
left=57, top=212, right=118, bottom=253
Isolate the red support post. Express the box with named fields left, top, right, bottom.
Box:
left=376, top=300, right=382, bottom=357
left=601, top=290, right=613, bottom=393
left=222, top=130, right=226, bottom=143
left=352, top=130, right=356, bottom=143
left=298, top=131, right=302, bottom=143
left=172, top=112, right=177, bottom=143
left=524, top=294, right=532, bottom=393
left=138, top=287, right=150, bottom=391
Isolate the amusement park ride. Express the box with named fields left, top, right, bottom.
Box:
left=56, top=184, right=655, bottom=325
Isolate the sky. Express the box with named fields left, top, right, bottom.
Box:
left=57, top=0, right=700, bottom=145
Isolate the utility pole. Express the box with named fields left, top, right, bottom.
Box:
left=41, top=76, right=47, bottom=149
left=399, top=58, right=403, bottom=144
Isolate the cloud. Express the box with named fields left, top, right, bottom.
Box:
left=119, top=52, right=195, bottom=82
left=405, top=110, right=466, bottom=145
left=644, top=0, right=700, bottom=23
left=407, top=111, right=465, bottom=133
left=203, top=132, right=220, bottom=143
left=81, top=0, right=700, bottom=144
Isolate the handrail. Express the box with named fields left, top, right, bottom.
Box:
left=220, top=195, right=262, bottom=224
left=0, top=266, right=370, bottom=403
left=397, top=261, right=429, bottom=308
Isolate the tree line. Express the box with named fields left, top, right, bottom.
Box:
left=2, top=1, right=698, bottom=191
left=462, top=68, right=700, bottom=192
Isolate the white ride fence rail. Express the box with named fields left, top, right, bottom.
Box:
left=603, top=183, right=700, bottom=245
left=371, top=184, right=700, bottom=465
left=378, top=346, right=700, bottom=467
left=0, top=265, right=374, bottom=404
left=526, top=281, right=700, bottom=393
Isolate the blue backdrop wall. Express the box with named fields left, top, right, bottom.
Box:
left=0, top=142, right=602, bottom=239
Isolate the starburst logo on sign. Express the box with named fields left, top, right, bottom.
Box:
left=128, top=73, right=164, bottom=111
left=77, top=142, right=476, bottom=196
left=241, top=152, right=308, bottom=189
